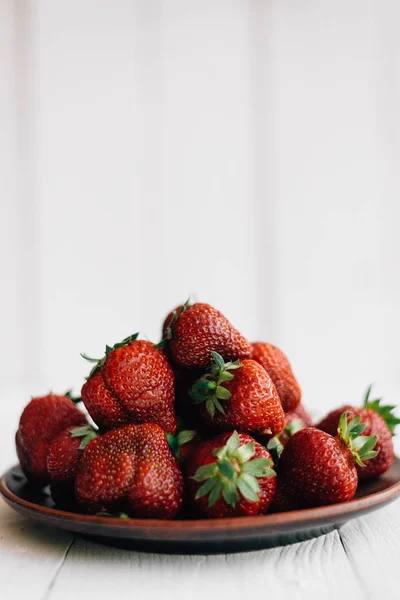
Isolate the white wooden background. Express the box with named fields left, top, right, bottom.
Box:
left=1, top=3, right=400, bottom=597
left=1, top=0, right=400, bottom=467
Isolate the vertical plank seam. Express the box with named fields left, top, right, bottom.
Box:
left=249, top=0, right=277, bottom=341
left=14, top=0, right=43, bottom=386
left=337, top=527, right=370, bottom=600
left=41, top=535, right=76, bottom=600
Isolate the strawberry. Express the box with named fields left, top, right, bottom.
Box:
left=276, top=413, right=379, bottom=509
left=257, top=403, right=313, bottom=448
left=187, top=430, right=276, bottom=517
left=75, top=423, right=184, bottom=519
left=251, top=342, right=301, bottom=413
left=81, top=334, right=177, bottom=434
left=278, top=404, right=313, bottom=445
left=165, top=302, right=252, bottom=368
left=48, top=425, right=98, bottom=507
left=316, top=405, right=354, bottom=436
left=15, top=394, right=87, bottom=485
left=316, top=386, right=399, bottom=480
left=190, top=352, right=285, bottom=436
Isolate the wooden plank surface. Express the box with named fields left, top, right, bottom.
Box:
left=1, top=496, right=399, bottom=600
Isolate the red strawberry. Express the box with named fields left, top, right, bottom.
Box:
left=278, top=404, right=313, bottom=445
left=187, top=430, right=276, bottom=518
left=316, top=405, right=354, bottom=436
left=316, top=387, right=399, bottom=480
left=276, top=413, right=378, bottom=509
left=48, top=425, right=98, bottom=507
left=15, top=394, right=87, bottom=486
left=251, top=342, right=301, bottom=413
left=167, top=302, right=252, bottom=368
left=81, top=334, right=177, bottom=434
left=75, top=423, right=184, bottom=519
left=190, top=352, right=285, bottom=436
left=257, top=403, right=313, bottom=448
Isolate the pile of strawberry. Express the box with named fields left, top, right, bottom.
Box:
left=15, top=302, right=400, bottom=519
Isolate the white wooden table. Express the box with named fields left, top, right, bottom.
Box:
left=1, top=498, right=400, bottom=600
left=1, top=388, right=400, bottom=600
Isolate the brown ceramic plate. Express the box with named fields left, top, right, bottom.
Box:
left=1, top=461, right=400, bottom=553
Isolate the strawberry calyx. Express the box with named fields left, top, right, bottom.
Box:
left=81, top=333, right=139, bottom=378
left=266, top=436, right=284, bottom=463
left=189, top=351, right=241, bottom=418
left=166, top=429, right=197, bottom=463
left=266, top=420, right=304, bottom=463
left=69, top=425, right=98, bottom=450
left=284, top=419, right=304, bottom=437
left=337, top=411, right=379, bottom=468
left=65, top=390, right=82, bottom=404
left=363, top=384, right=400, bottom=436
left=192, top=431, right=275, bottom=508
left=156, top=299, right=190, bottom=349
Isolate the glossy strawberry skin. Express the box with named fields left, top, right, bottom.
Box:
left=200, top=359, right=285, bottom=436
left=75, top=423, right=184, bottom=519
left=187, top=432, right=276, bottom=518
left=251, top=342, right=301, bottom=413
left=277, top=428, right=358, bottom=509
left=317, top=406, right=394, bottom=480
left=81, top=340, right=177, bottom=434
left=48, top=427, right=85, bottom=507
left=15, top=394, right=87, bottom=486
left=169, top=303, right=252, bottom=368
left=316, top=405, right=353, bottom=435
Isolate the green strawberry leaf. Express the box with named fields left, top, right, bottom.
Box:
left=215, top=386, right=231, bottom=401
left=192, top=430, right=276, bottom=510
left=237, top=473, right=260, bottom=502
left=226, top=431, right=240, bottom=457
left=221, top=479, right=239, bottom=508
left=208, top=480, right=222, bottom=507
left=176, top=430, right=196, bottom=446
left=211, top=351, right=225, bottom=371
left=338, top=410, right=379, bottom=466
left=195, top=476, right=219, bottom=500
left=363, top=384, right=400, bottom=436
left=189, top=354, right=242, bottom=418
left=235, top=443, right=255, bottom=463
left=192, top=463, right=217, bottom=482
left=218, top=458, right=237, bottom=480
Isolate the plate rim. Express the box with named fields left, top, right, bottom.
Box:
left=2, top=460, right=400, bottom=534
